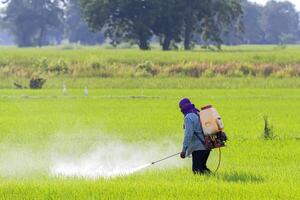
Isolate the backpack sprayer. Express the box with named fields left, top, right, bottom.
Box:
left=150, top=105, right=227, bottom=173
left=199, top=105, right=227, bottom=149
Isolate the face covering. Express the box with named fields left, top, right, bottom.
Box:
left=179, top=98, right=200, bottom=116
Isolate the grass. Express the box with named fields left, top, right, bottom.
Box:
left=1, top=45, right=300, bottom=65
left=0, top=87, right=299, bottom=199
left=1, top=88, right=300, bottom=141
left=1, top=45, right=300, bottom=79
left=0, top=45, right=300, bottom=199
left=2, top=77, right=300, bottom=89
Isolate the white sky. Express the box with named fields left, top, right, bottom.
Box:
left=249, top=0, right=300, bottom=10
left=0, top=0, right=299, bottom=10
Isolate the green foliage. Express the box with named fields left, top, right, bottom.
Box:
left=66, top=0, right=105, bottom=45
left=203, top=69, right=215, bottom=78
left=239, top=65, right=256, bottom=76
left=263, top=116, right=275, bottom=140
left=238, top=1, right=264, bottom=44
left=80, top=0, right=243, bottom=50
left=279, top=33, right=298, bottom=45
left=3, top=0, right=65, bottom=47
left=80, top=0, right=156, bottom=50
left=135, top=61, right=159, bottom=77
left=200, top=0, right=243, bottom=48
left=217, top=0, right=300, bottom=45
left=261, top=1, right=299, bottom=44
left=151, top=0, right=185, bottom=50
left=47, top=59, right=69, bottom=75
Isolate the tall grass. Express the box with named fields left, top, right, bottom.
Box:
left=1, top=45, right=300, bottom=79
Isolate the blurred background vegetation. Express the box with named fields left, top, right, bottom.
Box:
left=0, top=0, right=299, bottom=50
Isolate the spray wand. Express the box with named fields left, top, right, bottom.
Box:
left=150, top=149, right=221, bottom=173
left=151, top=152, right=181, bottom=165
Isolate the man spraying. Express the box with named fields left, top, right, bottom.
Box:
left=179, top=98, right=211, bottom=174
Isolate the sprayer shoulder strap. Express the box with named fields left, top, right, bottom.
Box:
left=194, top=131, right=206, bottom=146
left=194, top=113, right=206, bottom=146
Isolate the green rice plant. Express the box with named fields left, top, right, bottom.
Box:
left=0, top=88, right=299, bottom=199
left=263, top=116, right=275, bottom=140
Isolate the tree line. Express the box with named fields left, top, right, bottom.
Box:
left=0, top=0, right=299, bottom=49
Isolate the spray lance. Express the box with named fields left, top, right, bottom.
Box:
left=149, top=149, right=222, bottom=174
left=151, top=152, right=181, bottom=165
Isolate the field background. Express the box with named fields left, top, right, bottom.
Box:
left=1, top=45, right=300, bottom=87
left=0, top=45, right=300, bottom=199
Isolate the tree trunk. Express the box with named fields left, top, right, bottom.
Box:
left=38, top=27, right=45, bottom=47
left=184, top=0, right=193, bottom=50
left=162, top=35, right=171, bottom=51
left=139, top=38, right=150, bottom=50
left=184, top=25, right=192, bottom=50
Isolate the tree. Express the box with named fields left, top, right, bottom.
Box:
left=80, top=0, right=243, bottom=50
left=240, top=0, right=264, bottom=44
left=66, top=0, right=104, bottom=45
left=221, top=0, right=263, bottom=45
left=151, top=0, right=184, bottom=50
left=198, top=0, right=243, bottom=48
left=0, top=7, right=14, bottom=45
left=178, top=0, right=243, bottom=49
left=3, top=0, right=65, bottom=47
left=261, top=0, right=299, bottom=44
left=80, top=0, right=156, bottom=50
left=0, top=8, right=4, bottom=27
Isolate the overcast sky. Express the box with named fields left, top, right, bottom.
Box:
left=0, top=0, right=300, bottom=10
left=249, top=0, right=300, bottom=10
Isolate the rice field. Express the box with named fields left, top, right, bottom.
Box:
left=0, top=87, right=299, bottom=199
left=0, top=46, right=299, bottom=199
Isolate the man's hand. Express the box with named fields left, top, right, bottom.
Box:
left=180, top=151, right=186, bottom=159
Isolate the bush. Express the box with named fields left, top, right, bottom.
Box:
left=48, top=59, right=68, bottom=74
left=263, top=116, right=275, bottom=140
left=136, top=61, right=159, bottom=77
left=213, top=64, right=233, bottom=75
left=203, top=69, right=215, bottom=78
left=91, top=62, right=105, bottom=70
left=134, top=70, right=152, bottom=78
left=289, top=65, right=300, bottom=77
left=167, top=66, right=185, bottom=77
left=34, top=57, right=49, bottom=69
left=29, top=76, right=46, bottom=89
left=239, top=65, right=256, bottom=76
left=272, top=68, right=292, bottom=78
left=228, top=70, right=244, bottom=77
left=262, top=66, right=274, bottom=77
left=183, top=66, right=205, bottom=77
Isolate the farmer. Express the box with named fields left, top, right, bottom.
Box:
left=179, top=98, right=211, bottom=174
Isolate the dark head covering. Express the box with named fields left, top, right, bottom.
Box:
left=179, top=98, right=200, bottom=116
